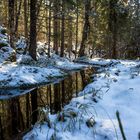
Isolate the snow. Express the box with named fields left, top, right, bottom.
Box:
left=16, top=36, right=27, bottom=54
left=50, top=54, right=87, bottom=70
left=0, top=63, right=67, bottom=88
left=75, top=56, right=119, bottom=67
left=0, top=53, right=89, bottom=88
left=0, top=26, right=14, bottom=63
left=23, top=60, right=140, bottom=140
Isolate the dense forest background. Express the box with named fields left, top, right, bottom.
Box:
left=0, top=0, right=140, bottom=61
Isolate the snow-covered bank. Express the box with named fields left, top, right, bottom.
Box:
left=23, top=60, right=140, bottom=140
left=75, top=56, right=119, bottom=67
left=49, top=54, right=87, bottom=71
left=0, top=54, right=88, bottom=89
left=0, top=63, right=66, bottom=89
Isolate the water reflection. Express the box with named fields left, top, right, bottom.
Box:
left=0, top=67, right=95, bottom=140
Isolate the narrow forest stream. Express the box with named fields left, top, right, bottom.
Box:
left=0, top=67, right=96, bottom=140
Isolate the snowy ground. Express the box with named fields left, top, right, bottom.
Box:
left=0, top=54, right=88, bottom=88
left=75, top=56, right=119, bottom=67
left=23, top=60, right=140, bottom=140
left=0, top=63, right=66, bottom=88
left=0, top=55, right=114, bottom=89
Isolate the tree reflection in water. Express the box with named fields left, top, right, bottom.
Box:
left=0, top=67, right=95, bottom=140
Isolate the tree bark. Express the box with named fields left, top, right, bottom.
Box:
left=29, top=0, right=37, bottom=60
left=75, top=0, right=79, bottom=58
left=15, top=0, right=22, bottom=35
left=48, top=1, right=51, bottom=57
left=60, top=0, right=65, bottom=57
left=53, top=0, right=59, bottom=55
left=8, top=0, right=16, bottom=61
left=109, top=0, right=118, bottom=59
left=79, top=0, right=91, bottom=57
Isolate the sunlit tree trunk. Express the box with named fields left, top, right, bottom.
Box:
left=3, top=0, right=8, bottom=26
left=75, top=0, right=79, bottom=58
left=79, top=0, right=91, bottom=57
left=48, top=1, right=51, bottom=57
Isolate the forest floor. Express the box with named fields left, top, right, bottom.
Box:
left=23, top=59, right=140, bottom=140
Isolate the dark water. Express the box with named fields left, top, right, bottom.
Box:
left=0, top=67, right=95, bottom=140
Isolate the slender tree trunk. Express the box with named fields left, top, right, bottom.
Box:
left=60, top=0, right=65, bottom=57
left=29, top=0, right=37, bottom=60
left=8, top=0, right=16, bottom=61
left=53, top=0, right=59, bottom=55
left=24, top=0, right=28, bottom=38
left=24, top=0, right=29, bottom=54
left=3, top=0, right=8, bottom=26
left=112, top=25, right=117, bottom=59
left=109, top=0, right=117, bottom=59
left=15, top=0, right=22, bottom=35
left=91, top=1, right=97, bottom=58
left=75, top=0, right=79, bottom=58
left=48, top=1, right=51, bottom=57
left=78, top=0, right=91, bottom=57
left=45, top=3, right=48, bottom=48
left=68, top=17, right=73, bottom=58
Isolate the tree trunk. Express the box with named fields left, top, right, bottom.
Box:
left=29, top=0, right=37, bottom=60
left=67, top=16, right=73, bottom=58
left=15, top=0, right=22, bottom=35
left=8, top=0, right=16, bottom=61
left=53, top=0, right=59, bottom=55
left=60, top=0, right=65, bottom=57
left=24, top=0, right=29, bottom=54
left=48, top=1, right=51, bottom=57
left=78, top=0, right=91, bottom=57
left=109, top=0, right=118, bottom=59
left=24, top=0, right=28, bottom=38
left=75, top=0, right=79, bottom=58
